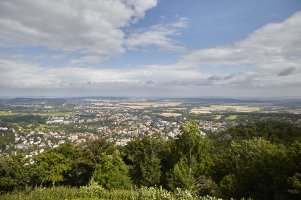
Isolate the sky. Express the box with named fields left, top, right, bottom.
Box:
left=0, top=0, right=301, bottom=98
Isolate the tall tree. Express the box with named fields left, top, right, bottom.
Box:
left=0, top=154, right=30, bottom=193
left=93, top=150, right=131, bottom=189
left=174, top=120, right=214, bottom=178
left=214, top=138, right=289, bottom=199
left=34, top=151, right=71, bottom=186
left=125, top=135, right=164, bottom=187
left=167, top=157, right=195, bottom=190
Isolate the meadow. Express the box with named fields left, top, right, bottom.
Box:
left=1, top=185, right=222, bottom=200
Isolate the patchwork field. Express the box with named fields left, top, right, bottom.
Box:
left=190, top=104, right=261, bottom=114
left=119, top=102, right=182, bottom=109
left=190, top=108, right=211, bottom=114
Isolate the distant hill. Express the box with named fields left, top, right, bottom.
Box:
left=1, top=96, right=300, bottom=106
left=5, top=98, right=66, bottom=105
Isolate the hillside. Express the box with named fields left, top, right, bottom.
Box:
left=0, top=121, right=300, bottom=200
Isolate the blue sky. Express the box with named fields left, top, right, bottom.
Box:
left=0, top=0, right=301, bottom=97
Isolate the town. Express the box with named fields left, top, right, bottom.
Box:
left=0, top=97, right=301, bottom=157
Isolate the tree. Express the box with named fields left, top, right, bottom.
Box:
left=34, top=151, right=71, bottom=186
left=173, top=121, right=214, bottom=180
left=213, top=121, right=301, bottom=146
left=93, top=150, right=131, bottom=189
left=125, top=135, right=164, bottom=187
left=286, top=140, right=301, bottom=199
left=213, top=138, right=288, bottom=199
left=52, top=144, right=92, bottom=187
left=167, top=157, right=195, bottom=190
left=84, top=138, right=115, bottom=166
left=140, top=152, right=161, bottom=187
left=288, top=173, right=301, bottom=195
left=0, top=154, right=30, bottom=193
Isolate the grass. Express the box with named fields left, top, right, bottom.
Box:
left=0, top=185, right=223, bottom=200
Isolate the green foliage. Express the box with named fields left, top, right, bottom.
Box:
left=166, top=121, right=215, bottom=193
left=0, top=129, right=15, bottom=151
left=194, top=176, right=221, bottom=197
left=0, top=185, right=222, bottom=200
left=34, top=151, right=71, bottom=186
left=79, top=182, right=105, bottom=198
left=288, top=172, right=301, bottom=195
left=286, top=140, right=301, bottom=199
left=0, top=154, right=30, bottom=193
left=0, top=115, right=46, bottom=124
left=167, top=157, right=195, bottom=190
left=93, top=151, right=131, bottom=189
left=214, top=121, right=301, bottom=146
left=84, top=138, right=116, bottom=166
left=0, top=120, right=301, bottom=200
left=219, top=174, right=237, bottom=198
left=51, top=144, right=92, bottom=186
left=140, top=154, right=161, bottom=187
left=125, top=135, right=165, bottom=187
left=213, top=138, right=294, bottom=199
left=175, top=121, right=214, bottom=176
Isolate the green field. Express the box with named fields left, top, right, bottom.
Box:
left=0, top=111, right=22, bottom=116
left=0, top=110, right=72, bottom=117
left=226, top=115, right=237, bottom=120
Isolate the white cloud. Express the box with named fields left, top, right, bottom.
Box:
left=0, top=3, right=300, bottom=97
left=1, top=56, right=300, bottom=97
left=0, top=0, right=159, bottom=63
left=178, top=11, right=301, bottom=71
left=126, top=17, right=188, bottom=51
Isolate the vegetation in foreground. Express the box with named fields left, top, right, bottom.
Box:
left=0, top=121, right=300, bottom=200
left=1, top=183, right=222, bottom=200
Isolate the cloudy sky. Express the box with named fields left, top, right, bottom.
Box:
left=0, top=0, right=301, bottom=98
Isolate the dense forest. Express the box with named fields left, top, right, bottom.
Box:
left=0, top=121, right=300, bottom=200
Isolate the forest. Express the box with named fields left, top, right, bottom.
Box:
left=0, top=121, right=300, bottom=200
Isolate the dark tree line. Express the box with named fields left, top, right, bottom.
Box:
left=0, top=120, right=300, bottom=199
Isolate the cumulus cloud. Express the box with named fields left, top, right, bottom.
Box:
left=178, top=11, right=301, bottom=71
left=0, top=2, right=300, bottom=97
left=164, top=11, right=301, bottom=96
left=0, top=0, right=159, bottom=63
left=1, top=56, right=300, bottom=97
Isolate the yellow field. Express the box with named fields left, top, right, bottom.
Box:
left=120, top=105, right=149, bottom=109
left=160, top=112, right=182, bottom=117
left=119, top=102, right=181, bottom=109
left=287, top=109, right=301, bottom=114
left=214, top=115, right=222, bottom=120
left=211, top=105, right=260, bottom=112
left=190, top=108, right=211, bottom=114
left=190, top=105, right=261, bottom=114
